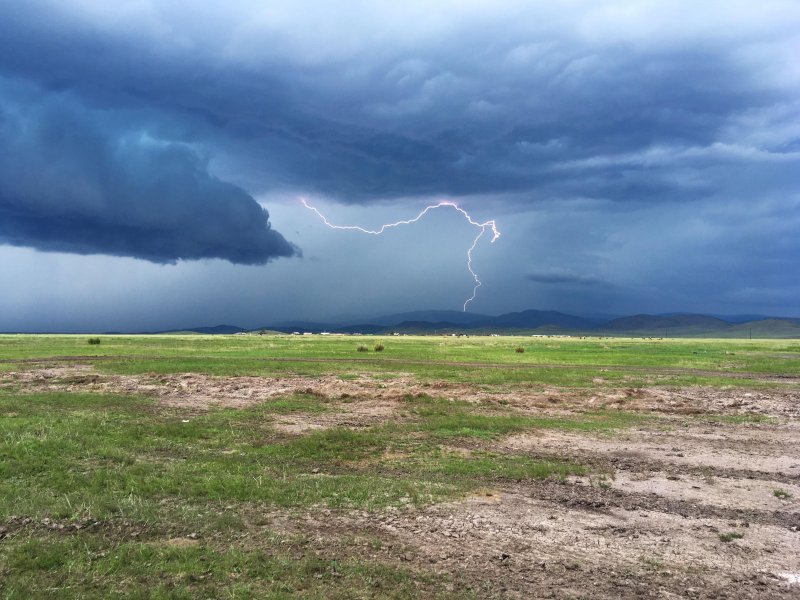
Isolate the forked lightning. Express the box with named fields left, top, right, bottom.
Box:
left=300, top=198, right=500, bottom=310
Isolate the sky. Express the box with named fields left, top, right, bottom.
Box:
left=1, top=0, right=799, bottom=331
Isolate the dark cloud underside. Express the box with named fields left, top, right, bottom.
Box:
left=525, top=268, right=607, bottom=286
left=2, top=2, right=797, bottom=207
left=0, top=83, right=297, bottom=264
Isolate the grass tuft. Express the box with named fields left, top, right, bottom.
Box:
left=773, top=488, right=792, bottom=499
left=718, top=531, right=745, bottom=543
left=1, top=533, right=466, bottom=599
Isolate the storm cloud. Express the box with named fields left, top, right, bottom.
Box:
left=525, top=268, right=608, bottom=287
left=0, top=1, right=799, bottom=328
left=0, top=80, right=297, bottom=264
left=3, top=1, right=798, bottom=206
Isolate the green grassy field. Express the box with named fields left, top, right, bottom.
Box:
left=1, top=334, right=798, bottom=597
left=1, top=334, right=799, bottom=387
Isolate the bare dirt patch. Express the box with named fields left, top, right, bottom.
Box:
left=4, top=364, right=799, bottom=419
left=604, top=471, right=800, bottom=514
left=1, top=364, right=415, bottom=410
left=271, top=483, right=800, bottom=598
left=502, top=426, right=800, bottom=480
left=4, top=363, right=800, bottom=597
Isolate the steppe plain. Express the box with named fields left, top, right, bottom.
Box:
left=1, top=334, right=798, bottom=598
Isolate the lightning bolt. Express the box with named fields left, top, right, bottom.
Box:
left=300, top=197, right=500, bottom=311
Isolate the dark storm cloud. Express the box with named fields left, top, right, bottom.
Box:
left=525, top=269, right=608, bottom=287
left=0, top=0, right=799, bottom=323
left=2, top=1, right=798, bottom=207
left=0, top=82, right=297, bottom=263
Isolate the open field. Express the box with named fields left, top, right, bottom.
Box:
left=1, top=335, right=799, bottom=598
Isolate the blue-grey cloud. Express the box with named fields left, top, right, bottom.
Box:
left=525, top=268, right=608, bottom=287
left=0, top=80, right=297, bottom=263
left=0, top=0, right=799, bottom=327
left=3, top=1, right=798, bottom=206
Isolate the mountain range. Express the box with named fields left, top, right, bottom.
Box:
left=165, top=309, right=800, bottom=338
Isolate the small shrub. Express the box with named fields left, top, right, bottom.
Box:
left=591, top=475, right=612, bottom=489
left=87, top=338, right=101, bottom=345
left=641, top=556, right=664, bottom=570
left=515, top=346, right=525, bottom=353
left=718, top=531, right=744, bottom=543
left=773, top=488, right=792, bottom=499
left=357, top=345, right=369, bottom=352
left=374, top=343, right=385, bottom=352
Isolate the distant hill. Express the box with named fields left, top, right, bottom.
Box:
left=722, top=319, right=800, bottom=339
left=130, top=310, right=800, bottom=338
left=604, top=314, right=730, bottom=334
left=258, top=321, right=336, bottom=333
left=266, top=311, right=800, bottom=338
left=708, top=314, right=778, bottom=324
left=193, top=325, right=248, bottom=334
left=334, top=324, right=387, bottom=335
left=361, top=310, right=491, bottom=327
left=487, top=309, right=601, bottom=330
left=381, top=320, right=465, bottom=334
left=152, top=324, right=248, bottom=335
left=332, top=310, right=600, bottom=335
